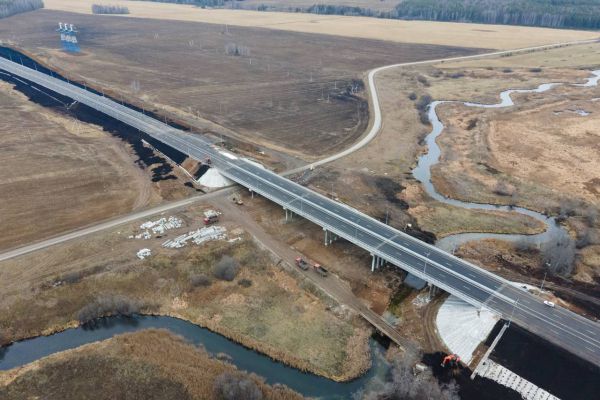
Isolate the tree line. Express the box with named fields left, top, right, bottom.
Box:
left=391, top=0, right=600, bottom=30
left=287, top=0, right=600, bottom=30
left=135, top=0, right=225, bottom=8
left=0, top=0, right=43, bottom=19
left=92, top=4, right=130, bottom=14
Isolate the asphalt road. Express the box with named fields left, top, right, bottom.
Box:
left=1, top=50, right=600, bottom=367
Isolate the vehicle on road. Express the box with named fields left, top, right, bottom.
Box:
left=544, top=300, right=556, bottom=308
left=295, top=257, right=310, bottom=271
left=313, top=263, right=328, bottom=277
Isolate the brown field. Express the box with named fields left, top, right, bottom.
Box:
left=0, top=203, right=371, bottom=381
left=0, top=75, right=199, bottom=251
left=0, top=329, right=303, bottom=399
left=45, top=0, right=599, bottom=50
left=0, top=9, right=480, bottom=161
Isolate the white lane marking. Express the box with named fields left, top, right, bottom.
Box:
left=586, top=346, right=596, bottom=353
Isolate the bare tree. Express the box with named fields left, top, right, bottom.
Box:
left=361, top=354, right=459, bottom=400
left=189, top=273, right=212, bottom=288
left=224, top=43, right=250, bottom=57
left=76, top=295, right=146, bottom=324
left=212, top=255, right=240, bottom=281
left=541, top=230, right=576, bottom=276
left=213, top=372, right=263, bottom=400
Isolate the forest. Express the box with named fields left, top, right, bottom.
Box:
left=391, top=0, right=600, bottom=30
left=0, top=0, right=43, bottom=19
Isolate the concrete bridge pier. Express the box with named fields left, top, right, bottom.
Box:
left=371, top=254, right=385, bottom=272
left=323, top=228, right=336, bottom=246
left=428, top=283, right=440, bottom=299
left=284, top=208, right=293, bottom=222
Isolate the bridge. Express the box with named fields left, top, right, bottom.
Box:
left=1, top=57, right=599, bottom=367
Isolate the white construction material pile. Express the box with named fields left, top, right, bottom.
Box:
left=198, top=168, right=232, bottom=188
left=478, top=359, right=560, bottom=400
left=129, top=216, right=183, bottom=239
left=435, top=295, right=499, bottom=365
left=162, top=225, right=227, bottom=249
left=137, top=248, right=152, bottom=259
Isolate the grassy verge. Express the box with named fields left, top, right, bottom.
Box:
left=0, top=223, right=370, bottom=381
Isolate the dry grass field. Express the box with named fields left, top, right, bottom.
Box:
left=0, top=204, right=371, bottom=381
left=405, top=43, right=600, bottom=282
left=0, top=72, right=200, bottom=251
left=0, top=9, right=480, bottom=161
left=0, top=329, right=303, bottom=400
left=0, top=79, right=154, bottom=251
left=45, top=0, right=599, bottom=50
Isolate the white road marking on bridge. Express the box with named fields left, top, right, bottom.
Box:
left=587, top=346, right=596, bottom=353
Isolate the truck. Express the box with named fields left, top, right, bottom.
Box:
left=203, top=210, right=220, bottom=225
left=295, top=256, right=310, bottom=271
left=313, top=263, right=328, bottom=277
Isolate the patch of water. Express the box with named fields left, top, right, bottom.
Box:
left=0, top=315, right=391, bottom=400
left=412, top=70, right=600, bottom=251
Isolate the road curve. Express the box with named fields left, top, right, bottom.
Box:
left=284, top=37, right=599, bottom=175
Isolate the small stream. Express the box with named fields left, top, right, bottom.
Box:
left=0, top=315, right=391, bottom=399
left=412, top=70, right=600, bottom=252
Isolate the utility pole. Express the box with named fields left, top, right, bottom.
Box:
left=541, top=267, right=549, bottom=291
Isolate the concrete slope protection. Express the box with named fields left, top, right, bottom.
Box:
left=1, top=57, right=600, bottom=367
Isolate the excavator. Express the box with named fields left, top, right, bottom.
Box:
left=441, top=354, right=461, bottom=368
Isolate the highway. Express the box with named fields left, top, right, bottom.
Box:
left=1, top=55, right=600, bottom=367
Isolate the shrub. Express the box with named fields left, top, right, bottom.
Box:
left=91, top=4, right=130, bottom=14
left=530, top=67, right=543, bottom=73
left=408, top=92, right=417, bottom=101
left=415, top=94, right=432, bottom=125
left=540, top=230, right=576, bottom=276
left=238, top=278, right=252, bottom=288
left=212, top=256, right=240, bottom=281
left=416, top=75, right=430, bottom=87
left=503, top=68, right=513, bottom=73
left=190, top=273, right=212, bottom=288
left=76, top=295, right=144, bottom=324
left=213, top=372, right=263, bottom=400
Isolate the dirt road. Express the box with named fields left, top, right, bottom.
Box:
left=215, top=196, right=420, bottom=354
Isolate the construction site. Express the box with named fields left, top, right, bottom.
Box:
left=1, top=2, right=600, bottom=400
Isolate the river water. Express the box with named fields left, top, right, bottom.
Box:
left=0, top=315, right=391, bottom=399
left=412, top=70, right=600, bottom=252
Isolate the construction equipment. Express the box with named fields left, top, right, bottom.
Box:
left=441, top=354, right=461, bottom=368
left=313, top=263, right=328, bottom=277
left=232, top=196, right=244, bottom=205
left=295, top=256, right=310, bottom=271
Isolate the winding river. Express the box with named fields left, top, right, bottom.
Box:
left=0, top=315, right=391, bottom=399
left=412, top=70, right=600, bottom=252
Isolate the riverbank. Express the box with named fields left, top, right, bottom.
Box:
left=0, top=329, right=305, bottom=399
left=0, top=204, right=372, bottom=382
